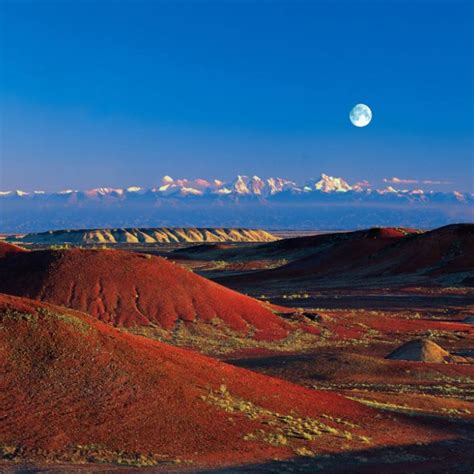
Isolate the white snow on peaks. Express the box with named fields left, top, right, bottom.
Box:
left=232, top=176, right=251, bottom=194
left=126, top=186, right=142, bottom=193
left=267, top=177, right=296, bottom=194
left=312, top=174, right=352, bottom=192
left=1, top=174, right=468, bottom=205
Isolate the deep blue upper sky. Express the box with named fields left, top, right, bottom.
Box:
left=1, top=0, right=473, bottom=191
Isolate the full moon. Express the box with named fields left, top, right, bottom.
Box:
left=350, top=103, right=372, bottom=127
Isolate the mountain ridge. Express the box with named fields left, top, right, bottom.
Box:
left=9, top=227, right=278, bottom=244
left=2, top=173, right=471, bottom=199
left=1, top=173, right=472, bottom=232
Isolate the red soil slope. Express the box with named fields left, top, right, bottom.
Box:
left=0, top=242, right=26, bottom=257
left=255, top=227, right=417, bottom=259
left=364, top=223, right=474, bottom=276
left=0, top=248, right=289, bottom=339
left=172, top=228, right=417, bottom=263
left=220, top=225, right=473, bottom=287
left=0, top=294, right=463, bottom=468
left=219, top=227, right=416, bottom=284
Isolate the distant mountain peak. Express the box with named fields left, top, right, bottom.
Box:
left=0, top=173, right=470, bottom=203
left=312, top=174, right=352, bottom=192
left=232, top=175, right=251, bottom=194
left=126, top=186, right=142, bottom=193
left=1, top=173, right=471, bottom=233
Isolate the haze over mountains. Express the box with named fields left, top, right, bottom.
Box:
left=1, top=174, right=472, bottom=232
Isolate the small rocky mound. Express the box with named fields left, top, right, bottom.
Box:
left=386, top=339, right=463, bottom=363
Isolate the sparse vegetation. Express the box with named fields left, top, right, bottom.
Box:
left=126, top=322, right=322, bottom=355
left=68, top=445, right=190, bottom=467
left=37, top=307, right=91, bottom=333
left=282, top=293, right=310, bottom=300
left=0, top=443, right=191, bottom=467
left=1, top=309, right=37, bottom=323
left=0, top=445, right=21, bottom=461
left=48, top=244, right=71, bottom=250
left=202, top=385, right=361, bottom=449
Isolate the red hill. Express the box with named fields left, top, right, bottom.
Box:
left=364, top=224, right=474, bottom=277
left=173, top=228, right=418, bottom=268
left=218, top=227, right=416, bottom=286
left=0, top=294, right=459, bottom=468
left=253, top=227, right=416, bottom=259
left=0, top=241, right=26, bottom=257
left=0, top=248, right=289, bottom=340
left=219, top=225, right=473, bottom=289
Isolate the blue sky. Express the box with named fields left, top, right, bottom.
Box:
left=1, top=0, right=473, bottom=191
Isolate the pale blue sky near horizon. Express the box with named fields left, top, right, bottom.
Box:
left=1, top=0, right=473, bottom=192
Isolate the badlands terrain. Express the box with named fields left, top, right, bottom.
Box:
left=1, top=224, right=473, bottom=472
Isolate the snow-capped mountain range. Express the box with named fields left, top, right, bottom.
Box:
left=1, top=173, right=472, bottom=202
left=1, top=174, right=472, bottom=233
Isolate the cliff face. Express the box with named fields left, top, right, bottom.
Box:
left=12, top=227, right=279, bottom=244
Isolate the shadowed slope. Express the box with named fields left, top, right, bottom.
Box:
left=0, top=248, right=289, bottom=340
left=172, top=243, right=235, bottom=257
left=363, top=224, right=474, bottom=276
left=0, top=294, right=463, bottom=468
left=218, top=225, right=473, bottom=288
left=217, top=227, right=415, bottom=285
left=173, top=228, right=416, bottom=263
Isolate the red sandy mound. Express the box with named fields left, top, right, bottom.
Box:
left=0, top=294, right=460, bottom=467
left=0, top=248, right=289, bottom=339
left=0, top=242, right=26, bottom=257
